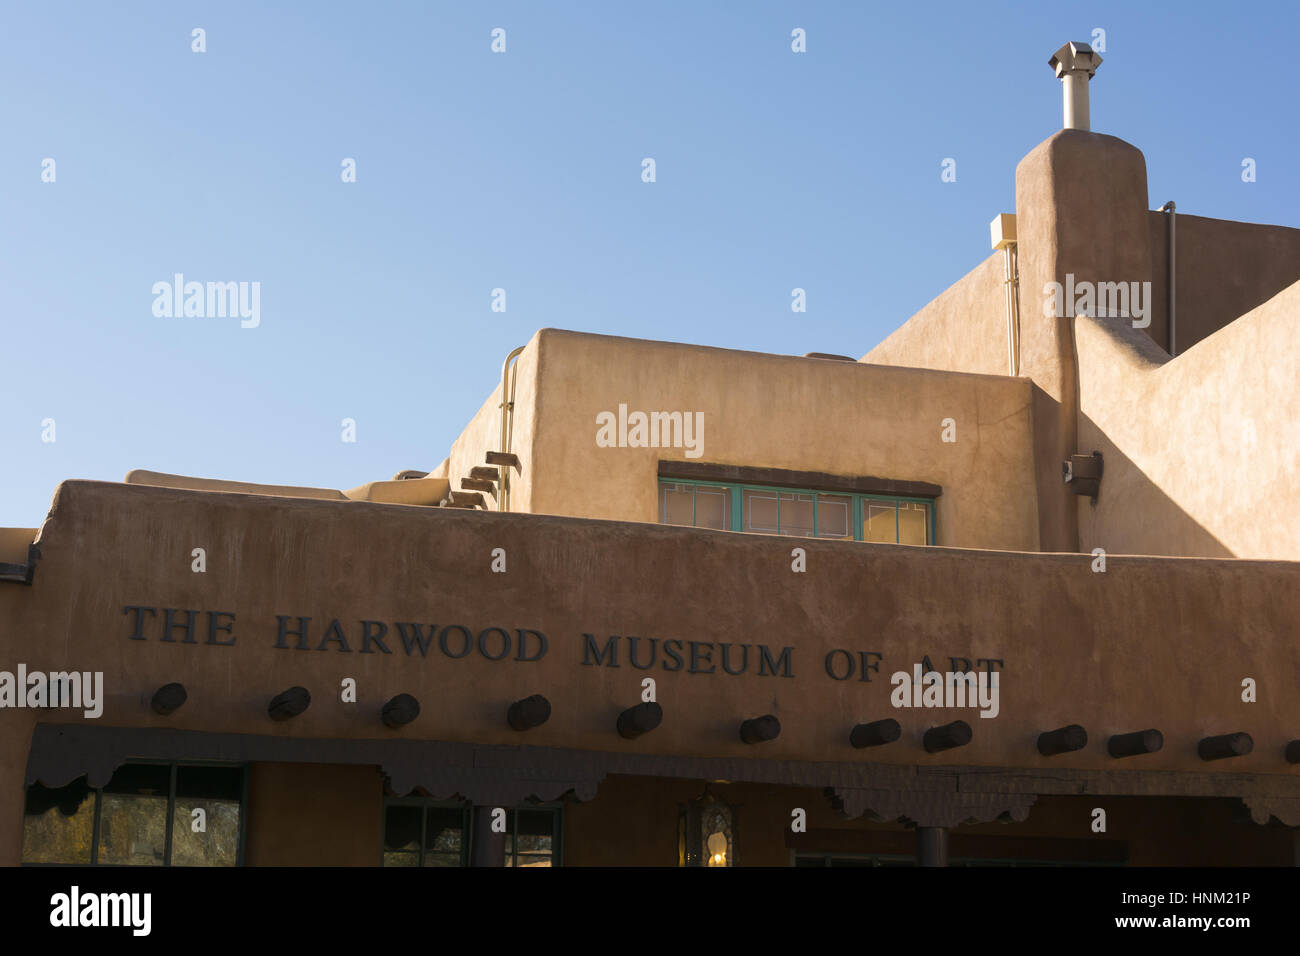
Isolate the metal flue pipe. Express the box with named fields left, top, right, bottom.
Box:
left=1049, top=42, right=1103, bottom=131
left=1159, top=201, right=1177, bottom=355
left=497, top=344, right=526, bottom=512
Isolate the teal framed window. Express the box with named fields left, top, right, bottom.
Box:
left=382, top=799, right=472, bottom=867
left=381, top=798, right=563, bottom=867
left=504, top=806, right=563, bottom=867
left=659, top=479, right=936, bottom=545
left=22, top=763, right=247, bottom=866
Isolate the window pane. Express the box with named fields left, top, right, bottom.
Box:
left=424, top=807, right=464, bottom=859
left=22, top=779, right=95, bottom=864
left=97, top=764, right=170, bottom=866
left=694, top=485, right=730, bottom=530
left=863, top=502, right=898, bottom=542
left=779, top=493, right=815, bottom=537
left=816, top=494, right=852, bottom=539
left=515, top=810, right=554, bottom=853
left=743, top=489, right=780, bottom=534
left=505, top=809, right=557, bottom=867
left=422, top=852, right=462, bottom=867
left=383, top=805, right=422, bottom=854
left=384, top=851, right=419, bottom=867
left=898, top=501, right=930, bottom=545
left=659, top=482, right=695, bottom=526
left=172, top=766, right=242, bottom=867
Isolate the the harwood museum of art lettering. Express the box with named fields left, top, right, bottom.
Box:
left=120, top=606, right=1005, bottom=680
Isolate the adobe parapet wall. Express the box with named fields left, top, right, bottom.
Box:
left=2, top=481, right=1298, bottom=861
left=862, top=252, right=1011, bottom=377
left=479, top=329, right=1041, bottom=552
left=1076, top=279, right=1300, bottom=560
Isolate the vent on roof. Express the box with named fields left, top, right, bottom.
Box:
left=1049, top=41, right=1102, bottom=131
left=803, top=352, right=856, bottom=362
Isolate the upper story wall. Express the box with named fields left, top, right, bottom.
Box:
left=861, top=132, right=1300, bottom=559
left=514, top=329, right=1040, bottom=552
left=443, top=331, right=542, bottom=514
left=864, top=212, right=1300, bottom=378
left=1076, top=278, right=1300, bottom=560
left=861, top=252, right=1011, bottom=377
left=1144, top=212, right=1300, bottom=356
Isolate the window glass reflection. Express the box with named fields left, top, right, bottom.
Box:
left=96, top=764, right=170, bottom=866
left=22, top=780, right=95, bottom=864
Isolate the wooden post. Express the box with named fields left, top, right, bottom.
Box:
left=1037, top=724, right=1088, bottom=756
left=508, top=694, right=552, bottom=731
left=849, top=719, right=901, bottom=749
left=739, top=714, right=781, bottom=745
left=150, top=682, right=187, bottom=716
left=923, top=720, right=972, bottom=754
left=1197, top=733, right=1252, bottom=761
left=381, top=693, right=421, bottom=729
left=917, top=827, right=948, bottom=867
left=471, top=806, right=506, bottom=867
left=1107, top=729, right=1163, bottom=758
left=617, top=702, right=663, bottom=739
left=267, top=686, right=310, bottom=721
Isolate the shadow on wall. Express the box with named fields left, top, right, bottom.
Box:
left=1075, top=411, right=1233, bottom=558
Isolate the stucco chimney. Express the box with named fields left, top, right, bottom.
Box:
left=1049, top=42, right=1102, bottom=131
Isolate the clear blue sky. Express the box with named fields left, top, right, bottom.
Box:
left=2, top=1, right=1297, bottom=526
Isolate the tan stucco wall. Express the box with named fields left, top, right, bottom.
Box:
left=861, top=132, right=1159, bottom=555
left=1014, top=131, right=1155, bottom=556
left=865, top=209, right=1300, bottom=384
left=521, top=329, right=1040, bottom=552
left=862, top=253, right=1012, bottom=377
left=125, top=469, right=348, bottom=501
left=0, top=529, right=37, bottom=566
left=442, top=332, right=541, bottom=513
left=3, top=481, right=1298, bottom=864
left=244, top=762, right=382, bottom=865
left=1146, top=212, right=1300, bottom=356
left=1076, top=279, right=1300, bottom=559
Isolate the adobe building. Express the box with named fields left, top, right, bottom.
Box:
left=4, top=42, right=1300, bottom=867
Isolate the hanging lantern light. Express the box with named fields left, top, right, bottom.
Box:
left=678, top=786, right=736, bottom=867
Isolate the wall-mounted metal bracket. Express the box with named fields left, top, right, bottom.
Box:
left=1063, top=451, right=1104, bottom=501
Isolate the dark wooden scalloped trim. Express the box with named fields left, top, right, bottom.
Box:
left=25, top=723, right=1300, bottom=827
left=657, top=461, right=942, bottom=499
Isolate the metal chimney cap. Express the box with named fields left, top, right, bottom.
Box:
left=1049, top=41, right=1102, bottom=78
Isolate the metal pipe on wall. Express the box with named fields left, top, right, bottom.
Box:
left=991, top=214, right=1020, bottom=377
left=497, top=345, right=526, bottom=512
left=1003, top=243, right=1021, bottom=376
left=1159, top=201, right=1176, bottom=355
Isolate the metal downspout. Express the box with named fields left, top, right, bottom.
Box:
left=498, top=345, right=526, bottom=512
left=1159, top=201, right=1176, bottom=355
left=1004, top=243, right=1021, bottom=376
